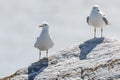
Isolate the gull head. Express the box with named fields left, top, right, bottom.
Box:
left=39, top=22, right=49, bottom=30
left=92, top=5, right=100, bottom=12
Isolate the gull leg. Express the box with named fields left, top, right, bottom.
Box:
left=39, top=50, right=41, bottom=60
left=101, top=28, right=103, bottom=38
left=94, top=27, right=96, bottom=38
left=46, top=50, right=48, bottom=58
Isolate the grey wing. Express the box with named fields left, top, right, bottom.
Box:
left=103, top=17, right=108, bottom=25
left=87, top=16, right=89, bottom=25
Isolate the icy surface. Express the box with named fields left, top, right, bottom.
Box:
left=2, top=38, right=120, bottom=80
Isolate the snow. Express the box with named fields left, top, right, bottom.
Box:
left=1, top=37, right=120, bottom=80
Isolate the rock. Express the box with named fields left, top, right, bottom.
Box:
left=2, top=38, right=120, bottom=80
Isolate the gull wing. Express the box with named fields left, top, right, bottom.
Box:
left=87, top=16, right=89, bottom=25
left=103, top=17, right=108, bottom=25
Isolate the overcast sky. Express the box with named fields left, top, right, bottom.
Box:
left=0, top=0, right=120, bottom=78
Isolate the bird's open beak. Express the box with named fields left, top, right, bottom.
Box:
left=39, top=25, right=43, bottom=27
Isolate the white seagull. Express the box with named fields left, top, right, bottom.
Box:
left=87, top=5, right=109, bottom=38
left=34, top=22, right=54, bottom=60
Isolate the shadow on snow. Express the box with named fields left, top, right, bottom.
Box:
left=79, top=37, right=104, bottom=60
left=28, top=58, right=48, bottom=80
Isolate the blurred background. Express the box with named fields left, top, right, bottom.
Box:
left=0, top=0, right=120, bottom=78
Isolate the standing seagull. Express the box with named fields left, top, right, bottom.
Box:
left=87, top=5, right=109, bottom=38
left=34, top=22, right=54, bottom=60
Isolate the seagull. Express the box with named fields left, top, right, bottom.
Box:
left=34, top=22, right=54, bottom=60
left=87, top=5, right=109, bottom=38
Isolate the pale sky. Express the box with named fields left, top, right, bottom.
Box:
left=0, top=0, right=120, bottom=78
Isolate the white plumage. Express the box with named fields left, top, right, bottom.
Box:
left=87, top=5, right=109, bottom=38
left=34, top=22, right=54, bottom=60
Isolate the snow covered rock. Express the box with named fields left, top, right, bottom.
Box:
left=1, top=38, right=120, bottom=80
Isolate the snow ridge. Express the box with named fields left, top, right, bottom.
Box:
left=1, top=38, right=120, bottom=80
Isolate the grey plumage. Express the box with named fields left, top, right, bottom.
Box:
left=87, top=16, right=89, bottom=25
left=102, top=17, right=108, bottom=25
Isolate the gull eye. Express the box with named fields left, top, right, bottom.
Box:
left=43, top=24, right=47, bottom=26
left=97, top=9, right=100, bottom=12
